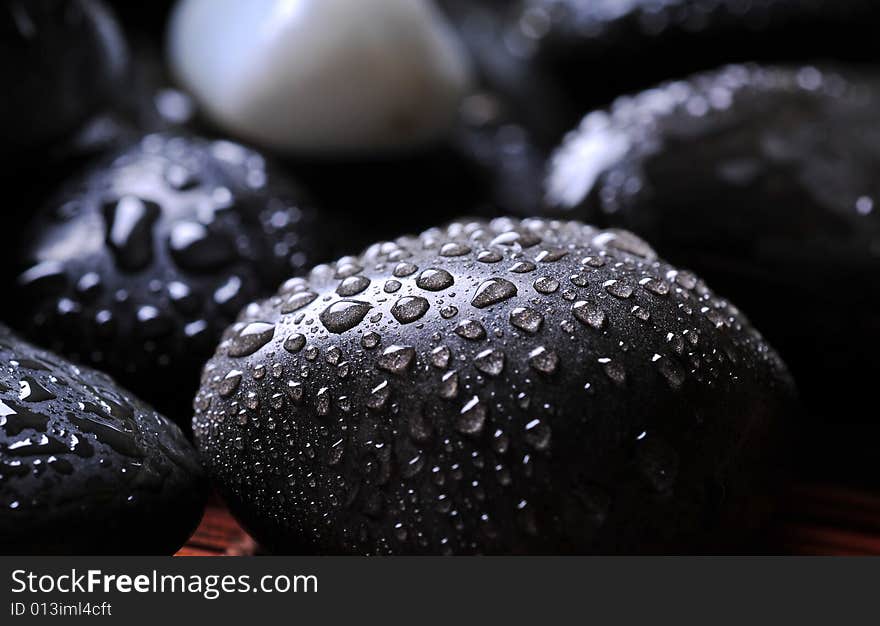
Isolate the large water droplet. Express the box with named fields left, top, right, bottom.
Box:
left=18, top=376, right=56, bottom=403
left=472, top=278, right=517, bottom=308
left=438, top=370, right=459, bottom=399
left=455, top=319, right=486, bottom=340
left=509, top=307, right=543, bottom=334
left=572, top=300, right=606, bottom=330
left=533, top=276, right=560, bottom=294
left=229, top=322, right=275, bottom=357
left=474, top=348, right=505, bottom=376
left=336, top=275, right=371, bottom=296
left=320, top=300, right=372, bottom=333
left=603, top=280, right=633, bottom=299
left=528, top=346, right=559, bottom=375
left=391, top=296, right=429, bottom=324
left=103, top=196, right=160, bottom=271
left=218, top=370, right=243, bottom=397
left=457, top=396, right=487, bottom=435
left=376, top=345, right=416, bottom=374
left=416, top=268, right=454, bottom=291
left=281, top=291, right=318, bottom=313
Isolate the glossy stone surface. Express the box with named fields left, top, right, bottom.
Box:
left=11, top=134, right=334, bottom=422
left=0, top=0, right=127, bottom=159
left=168, top=0, right=473, bottom=153
left=194, top=217, right=794, bottom=554
left=546, top=64, right=880, bottom=480
left=0, top=324, right=206, bottom=555
left=503, top=0, right=880, bottom=115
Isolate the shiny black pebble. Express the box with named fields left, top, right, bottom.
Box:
left=503, top=0, right=880, bottom=117
left=12, top=134, right=334, bottom=422
left=0, top=0, right=127, bottom=160
left=194, top=217, right=794, bottom=554
left=0, top=324, right=206, bottom=555
left=546, top=64, right=880, bottom=483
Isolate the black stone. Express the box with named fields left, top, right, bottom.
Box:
left=502, top=0, right=880, bottom=121
left=546, top=64, right=880, bottom=484
left=0, top=0, right=127, bottom=160
left=194, top=217, right=794, bottom=554
left=10, top=134, right=337, bottom=423
left=0, top=324, right=206, bottom=555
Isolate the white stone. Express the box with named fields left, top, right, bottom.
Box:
left=167, top=0, right=473, bottom=153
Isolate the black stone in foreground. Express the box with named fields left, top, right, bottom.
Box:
left=194, top=217, right=795, bottom=554
left=0, top=324, right=206, bottom=555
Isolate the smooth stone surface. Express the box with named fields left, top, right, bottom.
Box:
left=11, top=134, right=336, bottom=422
left=0, top=0, right=127, bottom=159
left=168, top=0, right=473, bottom=153
left=0, top=324, right=206, bottom=555
left=502, top=0, right=880, bottom=117
left=194, top=217, right=794, bottom=554
left=546, top=64, right=880, bottom=482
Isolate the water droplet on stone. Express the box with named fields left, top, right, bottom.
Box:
left=438, top=370, right=459, bottom=399
left=440, top=242, right=471, bottom=257
left=337, top=275, right=371, bottom=296
left=524, top=418, right=551, bottom=451
left=533, top=276, right=560, bottom=294
left=376, top=345, right=416, bottom=374
left=603, top=280, right=633, bottom=299
left=640, top=277, right=670, bottom=296
left=457, top=396, right=487, bottom=435
left=361, top=332, right=380, bottom=349
left=572, top=300, right=606, bottom=330
left=528, top=346, right=559, bottom=375
left=229, top=322, right=275, bottom=357
left=391, top=296, right=429, bottom=324
left=218, top=369, right=242, bottom=397
left=510, top=261, right=536, bottom=273
left=281, top=291, right=318, bottom=313
left=431, top=346, right=451, bottom=368
left=598, top=357, right=626, bottom=384
left=455, top=319, right=486, bottom=340
left=472, top=278, right=517, bottom=308
left=416, top=268, right=454, bottom=291
left=393, top=262, right=418, bottom=277
left=320, top=300, right=372, bottom=333
left=510, top=307, right=543, bottom=334
left=474, top=348, right=504, bottom=376
left=283, top=333, right=306, bottom=353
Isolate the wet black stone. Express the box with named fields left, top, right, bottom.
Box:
left=0, top=0, right=127, bottom=160
left=502, top=0, right=880, bottom=118
left=0, top=324, right=206, bottom=555
left=194, top=217, right=794, bottom=554
left=10, top=134, right=336, bottom=423
left=546, top=64, right=880, bottom=484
